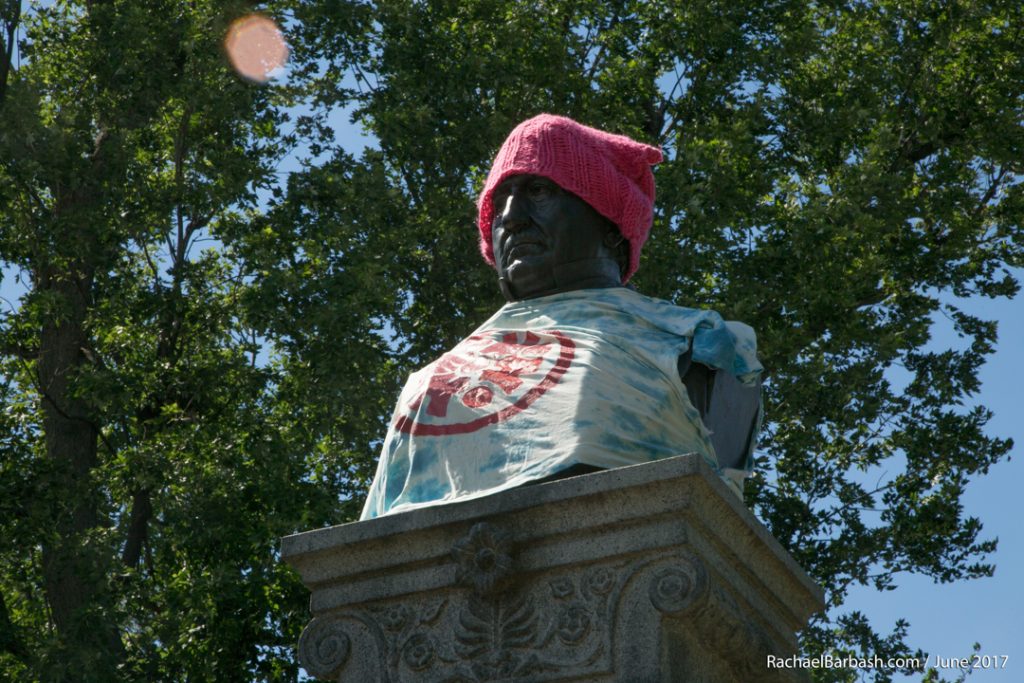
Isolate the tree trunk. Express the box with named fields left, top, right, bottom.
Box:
left=35, top=239, right=124, bottom=677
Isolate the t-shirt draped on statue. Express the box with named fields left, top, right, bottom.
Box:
left=361, top=287, right=762, bottom=520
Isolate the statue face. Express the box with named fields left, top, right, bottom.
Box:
left=491, top=174, right=623, bottom=300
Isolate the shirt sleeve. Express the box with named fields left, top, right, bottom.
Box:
left=689, top=318, right=763, bottom=386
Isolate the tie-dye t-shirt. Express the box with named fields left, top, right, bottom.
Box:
left=361, top=287, right=761, bottom=520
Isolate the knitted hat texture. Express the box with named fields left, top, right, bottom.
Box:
left=477, top=114, right=662, bottom=282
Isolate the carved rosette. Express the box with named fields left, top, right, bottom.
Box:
left=585, top=567, right=615, bottom=596
left=401, top=632, right=437, bottom=671
left=297, top=616, right=351, bottom=680
left=647, top=556, right=707, bottom=615
left=451, top=521, right=514, bottom=595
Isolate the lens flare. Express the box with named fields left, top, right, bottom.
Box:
left=225, top=14, right=289, bottom=83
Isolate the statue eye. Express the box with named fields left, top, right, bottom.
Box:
left=492, top=189, right=510, bottom=211
left=528, top=180, right=553, bottom=198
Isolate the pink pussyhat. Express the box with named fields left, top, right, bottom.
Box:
left=477, top=114, right=663, bottom=283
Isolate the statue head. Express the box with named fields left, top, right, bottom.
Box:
left=489, top=174, right=628, bottom=300
left=477, top=114, right=662, bottom=301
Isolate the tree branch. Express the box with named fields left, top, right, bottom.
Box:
left=972, top=166, right=1008, bottom=221
left=0, top=0, right=21, bottom=107
left=0, top=340, right=37, bottom=359
left=121, top=488, right=152, bottom=567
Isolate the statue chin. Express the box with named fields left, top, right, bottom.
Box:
left=499, top=262, right=556, bottom=301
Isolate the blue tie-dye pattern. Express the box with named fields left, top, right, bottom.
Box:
left=405, top=477, right=449, bottom=505
left=481, top=449, right=510, bottom=472
left=361, top=287, right=762, bottom=519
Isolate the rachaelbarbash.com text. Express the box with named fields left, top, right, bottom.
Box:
left=767, top=653, right=1010, bottom=673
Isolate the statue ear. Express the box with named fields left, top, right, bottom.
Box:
left=603, top=226, right=628, bottom=278
left=615, top=242, right=629, bottom=279
left=602, top=225, right=625, bottom=249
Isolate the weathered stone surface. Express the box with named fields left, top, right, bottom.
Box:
left=281, top=454, right=824, bottom=682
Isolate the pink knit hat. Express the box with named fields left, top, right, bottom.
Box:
left=477, top=114, right=662, bottom=282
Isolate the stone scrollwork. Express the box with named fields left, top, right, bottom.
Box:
left=297, top=539, right=719, bottom=680
left=284, top=456, right=826, bottom=682
left=647, top=556, right=707, bottom=615
left=297, top=616, right=351, bottom=680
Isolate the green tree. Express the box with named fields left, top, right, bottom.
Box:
left=257, top=0, right=1020, bottom=680
left=2, top=0, right=1021, bottom=681
left=0, top=1, right=331, bottom=680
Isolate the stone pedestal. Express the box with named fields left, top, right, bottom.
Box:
left=281, top=454, right=824, bottom=682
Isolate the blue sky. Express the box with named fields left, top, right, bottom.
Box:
left=843, top=286, right=1023, bottom=680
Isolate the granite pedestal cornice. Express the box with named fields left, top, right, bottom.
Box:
left=281, top=454, right=824, bottom=682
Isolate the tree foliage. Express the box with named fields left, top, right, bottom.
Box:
left=0, top=0, right=1021, bottom=681
left=0, top=1, right=331, bottom=680
left=272, top=0, right=1023, bottom=680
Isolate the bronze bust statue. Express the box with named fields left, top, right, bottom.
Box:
left=361, top=115, right=762, bottom=520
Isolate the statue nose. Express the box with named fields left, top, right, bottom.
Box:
left=499, top=192, right=531, bottom=232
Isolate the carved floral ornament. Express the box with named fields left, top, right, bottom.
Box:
left=451, top=522, right=515, bottom=595
left=297, top=522, right=713, bottom=681
left=649, top=561, right=707, bottom=614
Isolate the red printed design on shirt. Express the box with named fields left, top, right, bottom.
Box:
left=395, top=330, right=575, bottom=436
